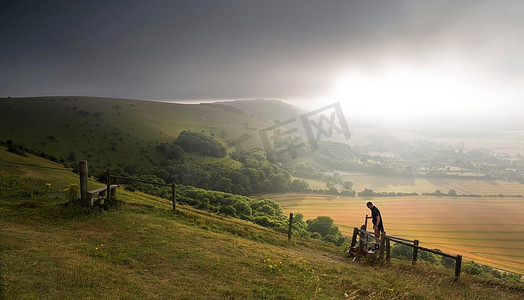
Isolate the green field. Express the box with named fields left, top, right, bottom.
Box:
left=270, top=193, right=524, bottom=274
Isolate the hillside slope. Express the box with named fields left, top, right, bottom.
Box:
left=0, top=96, right=275, bottom=172
left=1, top=148, right=523, bottom=299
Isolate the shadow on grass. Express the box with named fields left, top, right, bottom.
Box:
left=43, top=198, right=126, bottom=220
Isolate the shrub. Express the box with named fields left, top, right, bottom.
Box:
left=219, top=205, right=236, bottom=216
left=64, top=184, right=79, bottom=202
left=175, top=131, right=226, bottom=158
left=253, top=216, right=273, bottom=227
left=257, top=204, right=276, bottom=216
left=310, top=232, right=321, bottom=239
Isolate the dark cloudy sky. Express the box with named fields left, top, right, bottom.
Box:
left=1, top=0, right=523, bottom=121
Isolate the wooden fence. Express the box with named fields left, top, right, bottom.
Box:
left=79, top=160, right=176, bottom=210
left=350, top=226, right=463, bottom=278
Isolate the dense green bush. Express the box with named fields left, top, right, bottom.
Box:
left=150, top=148, right=295, bottom=195
left=155, top=142, right=183, bottom=160
left=175, top=131, right=226, bottom=158
left=306, top=216, right=346, bottom=246
left=390, top=243, right=436, bottom=262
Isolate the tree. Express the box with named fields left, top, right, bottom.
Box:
left=342, top=180, right=353, bottom=190
left=291, top=212, right=307, bottom=231
left=233, top=201, right=252, bottom=217
left=257, top=204, right=276, bottom=216
left=156, top=142, right=183, bottom=160
left=175, top=131, right=226, bottom=158
left=307, top=216, right=339, bottom=237
left=219, top=205, right=236, bottom=216
left=358, top=188, right=374, bottom=197
left=391, top=243, right=412, bottom=260
left=290, top=179, right=310, bottom=192
left=268, top=173, right=291, bottom=192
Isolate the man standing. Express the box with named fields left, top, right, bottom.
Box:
left=367, top=201, right=384, bottom=251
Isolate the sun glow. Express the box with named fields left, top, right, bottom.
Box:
left=318, top=62, right=519, bottom=124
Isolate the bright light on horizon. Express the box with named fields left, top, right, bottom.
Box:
left=306, top=61, right=523, bottom=126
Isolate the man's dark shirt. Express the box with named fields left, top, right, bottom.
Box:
left=371, top=206, right=384, bottom=231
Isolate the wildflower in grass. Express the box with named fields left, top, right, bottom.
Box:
left=64, top=183, right=79, bottom=201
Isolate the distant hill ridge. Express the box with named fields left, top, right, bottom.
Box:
left=218, top=99, right=307, bottom=123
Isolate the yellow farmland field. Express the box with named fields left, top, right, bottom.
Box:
left=337, top=173, right=524, bottom=196
left=270, top=194, right=524, bottom=274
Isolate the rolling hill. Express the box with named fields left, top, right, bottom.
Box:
left=1, top=147, right=523, bottom=299
left=0, top=96, right=303, bottom=173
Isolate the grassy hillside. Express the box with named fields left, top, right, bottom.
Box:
left=1, top=148, right=523, bottom=299
left=0, top=96, right=277, bottom=172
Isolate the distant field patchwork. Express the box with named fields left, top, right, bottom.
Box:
left=270, top=194, right=524, bottom=274
left=334, top=173, right=524, bottom=195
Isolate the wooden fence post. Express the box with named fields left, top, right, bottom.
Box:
left=171, top=182, right=176, bottom=211
left=412, top=239, right=419, bottom=265
left=455, top=255, right=462, bottom=278
left=386, top=237, right=391, bottom=261
left=350, top=227, right=359, bottom=248
left=288, top=213, right=293, bottom=242
left=358, top=225, right=365, bottom=250
left=379, top=231, right=386, bottom=260
left=79, top=161, right=89, bottom=206
left=105, top=168, right=111, bottom=203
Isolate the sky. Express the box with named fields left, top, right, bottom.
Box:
left=1, top=0, right=523, bottom=126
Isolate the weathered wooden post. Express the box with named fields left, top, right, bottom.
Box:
left=79, top=160, right=89, bottom=206
left=350, top=227, right=359, bottom=248
left=106, top=169, right=111, bottom=197
left=288, top=213, right=293, bottom=242
left=103, top=168, right=111, bottom=204
left=412, top=239, right=419, bottom=265
left=379, top=231, right=386, bottom=260
left=386, top=237, right=391, bottom=261
left=171, top=182, right=176, bottom=211
left=358, top=225, right=365, bottom=250
left=455, top=255, right=462, bottom=278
